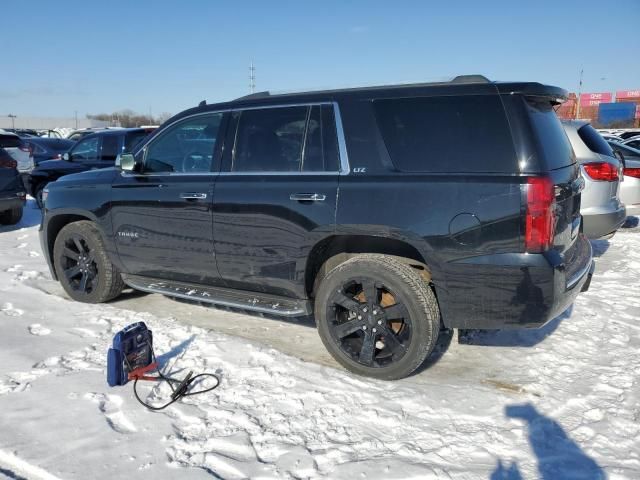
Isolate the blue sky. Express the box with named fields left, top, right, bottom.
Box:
left=2, top=0, right=639, bottom=118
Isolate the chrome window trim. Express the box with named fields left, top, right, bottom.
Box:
left=128, top=101, right=351, bottom=177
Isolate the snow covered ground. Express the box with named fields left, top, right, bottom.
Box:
left=1, top=200, right=639, bottom=479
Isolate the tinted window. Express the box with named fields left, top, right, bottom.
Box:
left=100, top=136, right=120, bottom=162
left=70, top=137, right=99, bottom=162
left=525, top=98, right=575, bottom=169
left=577, top=125, right=614, bottom=158
left=301, top=105, right=340, bottom=172
left=0, top=134, right=22, bottom=149
left=124, top=132, right=148, bottom=152
left=145, top=113, right=223, bottom=173
left=625, top=139, right=640, bottom=150
left=374, top=95, right=516, bottom=173
left=232, top=107, right=307, bottom=172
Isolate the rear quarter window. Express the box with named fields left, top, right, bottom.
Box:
left=525, top=98, right=575, bottom=170
left=373, top=95, right=516, bottom=173
left=0, top=134, right=23, bottom=149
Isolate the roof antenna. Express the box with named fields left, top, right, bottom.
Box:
left=198, top=100, right=206, bottom=107
left=249, top=61, right=256, bottom=93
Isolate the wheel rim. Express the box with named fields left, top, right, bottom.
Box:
left=327, top=277, right=412, bottom=368
left=60, top=234, right=98, bottom=294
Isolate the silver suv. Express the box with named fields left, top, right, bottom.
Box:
left=562, top=121, right=626, bottom=238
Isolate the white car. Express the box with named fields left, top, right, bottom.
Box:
left=0, top=131, right=34, bottom=173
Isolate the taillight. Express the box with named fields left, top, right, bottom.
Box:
left=525, top=177, right=555, bottom=253
left=0, top=157, right=18, bottom=169
left=583, top=162, right=618, bottom=181
left=624, top=167, right=640, bottom=179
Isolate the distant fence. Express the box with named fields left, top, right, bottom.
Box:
left=0, top=116, right=112, bottom=130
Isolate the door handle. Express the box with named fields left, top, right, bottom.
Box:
left=180, top=192, right=207, bottom=200
left=289, top=193, right=326, bottom=202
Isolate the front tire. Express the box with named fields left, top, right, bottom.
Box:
left=53, top=221, right=125, bottom=303
left=0, top=206, right=23, bottom=225
left=314, top=254, right=440, bottom=380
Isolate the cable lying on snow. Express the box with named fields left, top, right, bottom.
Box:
left=107, top=322, right=219, bottom=410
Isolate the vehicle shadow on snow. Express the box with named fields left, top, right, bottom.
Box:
left=0, top=198, right=41, bottom=233
left=491, top=403, right=605, bottom=480
left=457, top=305, right=571, bottom=348
left=621, top=215, right=639, bottom=229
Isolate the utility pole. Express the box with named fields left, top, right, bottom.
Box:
left=7, top=114, right=16, bottom=129
left=575, top=68, right=584, bottom=120
left=249, top=61, right=256, bottom=94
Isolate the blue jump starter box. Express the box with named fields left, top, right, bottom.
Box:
left=107, top=322, right=153, bottom=387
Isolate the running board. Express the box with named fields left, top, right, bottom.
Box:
left=121, top=274, right=312, bottom=317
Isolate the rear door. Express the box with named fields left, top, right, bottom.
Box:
left=212, top=104, right=341, bottom=299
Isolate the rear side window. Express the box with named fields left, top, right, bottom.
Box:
left=374, top=95, right=516, bottom=173
left=231, top=105, right=340, bottom=173
left=578, top=124, right=614, bottom=158
left=124, top=132, right=147, bottom=152
left=0, top=134, right=23, bottom=149
left=525, top=97, right=575, bottom=170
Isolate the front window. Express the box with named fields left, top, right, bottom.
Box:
left=144, top=113, right=223, bottom=173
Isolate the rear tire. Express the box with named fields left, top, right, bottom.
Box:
left=314, top=254, right=440, bottom=380
left=0, top=206, right=23, bottom=225
left=53, top=221, right=125, bottom=303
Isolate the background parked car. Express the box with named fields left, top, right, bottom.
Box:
left=0, top=147, right=25, bottom=225
left=562, top=120, right=626, bottom=239
left=22, top=138, right=75, bottom=165
left=607, top=141, right=640, bottom=216
left=622, top=135, right=640, bottom=150
left=28, top=128, right=153, bottom=207
left=0, top=131, right=34, bottom=174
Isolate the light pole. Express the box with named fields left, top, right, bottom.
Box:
left=575, top=69, right=583, bottom=120
left=7, top=114, right=17, bottom=129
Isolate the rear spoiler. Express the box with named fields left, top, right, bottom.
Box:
left=496, top=82, right=568, bottom=105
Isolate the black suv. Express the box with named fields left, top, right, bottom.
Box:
left=28, top=128, right=152, bottom=207
left=40, top=76, right=594, bottom=379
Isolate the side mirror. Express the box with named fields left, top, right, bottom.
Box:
left=119, top=153, right=138, bottom=172
left=62, top=152, right=70, bottom=161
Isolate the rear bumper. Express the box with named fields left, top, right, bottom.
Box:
left=437, top=234, right=594, bottom=329
left=582, top=204, right=626, bottom=239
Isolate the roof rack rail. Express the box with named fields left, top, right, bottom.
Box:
left=450, top=74, right=491, bottom=84
left=235, top=91, right=271, bottom=101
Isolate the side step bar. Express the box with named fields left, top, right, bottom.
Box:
left=122, top=274, right=312, bottom=317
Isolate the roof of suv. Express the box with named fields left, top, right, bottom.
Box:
left=174, top=75, right=568, bottom=121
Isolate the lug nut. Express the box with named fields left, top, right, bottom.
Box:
left=377, top=320, right=382, bottom=325
left=362, top=325, right=367, bottom=330
left=357, top=315, right=362, bottom=320
left=363, top=307, right=368, bottom=312
left=372, top=328, right=377, bottom=333
left=373, top=310, right=378, bottom=314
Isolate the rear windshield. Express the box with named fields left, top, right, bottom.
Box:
left=0, top=134, right=23, bottom=149
left=525, top=98, right=575, bottom=170
left=373, top=95, right=516, bottom=173
left=578, top=124, right=614, bottom=158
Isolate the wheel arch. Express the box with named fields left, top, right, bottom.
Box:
left=304, top=234, right=437, bottom=298
left=44, top=211, right=101, bottom=280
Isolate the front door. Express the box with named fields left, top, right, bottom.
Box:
left=110, top=112, right=226, bottom=285
left=213, top=104, right=342, bottom=299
